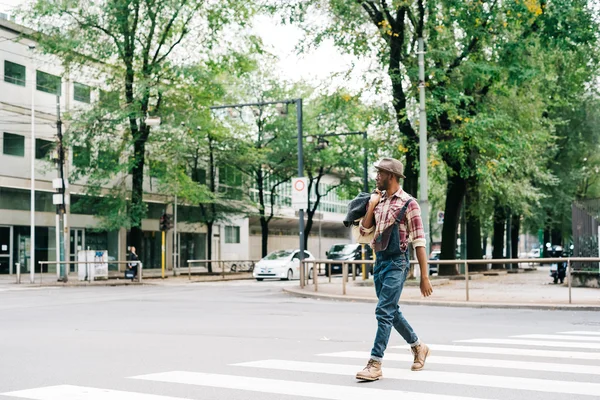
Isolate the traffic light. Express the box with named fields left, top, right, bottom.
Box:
left=159, top=213, right=173, bottom=231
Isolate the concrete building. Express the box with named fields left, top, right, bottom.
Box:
left=0, top=18, right=351, bottom=277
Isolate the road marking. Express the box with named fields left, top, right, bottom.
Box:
left=234, top=359, right=600, bottom=397
left=0, top=287, right=60, bottom=292
left=1, top=385, right=189, bottom=400
left=513, top=334, right=600, bottom=342
left=559, top=331, right=600, bottom=336
left=318, top=350, right=600, bottom=375
left=389, top=344, right=600, bottom=360
left=457, top=338, right=600, bottom=350
left=131, top=371, right=491, bottom=400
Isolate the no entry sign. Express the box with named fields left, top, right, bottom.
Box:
left=291, top=177, right=308, bottom=211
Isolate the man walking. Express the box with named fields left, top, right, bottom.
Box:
left=356, top=157, right=433, bottom=381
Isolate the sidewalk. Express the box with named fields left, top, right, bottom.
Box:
left=0, top=270, right=253, bottom=287
left=284, top=267, right=600, bottom=311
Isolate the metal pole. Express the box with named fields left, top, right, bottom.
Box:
left=568, top=258, right=572, bottom=304
left=342, top=262, right=347, bottom=295
left=313, top=262, right=318, bottom=292
left=464, top=261, right=469, bottom=301
left=598, top=226, right=599, bottom=275
left=418, top=38, right=430, bottom=260
left=30, top=59, right=35, bottom=284
left=173, top=193, right=177, bottom=276
left=352, top=263, right=356, bottom=281
left=297, top=99, right=306, bottom=289
left=362, top=244, right=367, bottom=280
left=55, top=214, right=60, bottom=280
left=328, top=263, right=331, bottom=283
left=161, top=230, right=165, bottom=279
left=363, top=132, right=368, bottom=193
left=138, top=262, right=142, bottom=283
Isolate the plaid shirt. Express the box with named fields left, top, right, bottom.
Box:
left=360, top=188, right=426, bottom=250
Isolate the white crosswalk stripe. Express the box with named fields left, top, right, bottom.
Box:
left=2, top=385, right=189, bottom=400
left=318, top=350, right=600, bottom=375
left=234, top=359, right=600, bottom=396
left=457, top=337, right=600, bottom=349
left=3, top=330, right=600, bottom=400
left=513, top=333, right=600, bottom=342
left=389, top=343, right=600, bottom=360
left=131, top=371, right=491, bottom=400
left=559, top=331, right=600, bottom=336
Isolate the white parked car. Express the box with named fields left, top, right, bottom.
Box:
left=253, top=249, right=315, bottom=281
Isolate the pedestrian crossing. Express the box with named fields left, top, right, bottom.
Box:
left=3, top=329, right=600, bottom=400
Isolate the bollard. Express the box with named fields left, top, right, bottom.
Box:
left=188, top=262, right=191, bottom=280
left=352, top=263, right=356, bottom=281
left=464, top=261, right=469, bottom=302
left=138, top=262, right=143, bottom=283
left=328, top=263, right=332, bottom=283
left=15, top=263, right=20, bottom=284
left=568, top=259, right=572, bottom=304
left=313, top=262, right=318, bottom=292
left=342, top=262, right=347, bottom=295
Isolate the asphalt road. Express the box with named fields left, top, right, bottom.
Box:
left=1, top=280, right=600, bottom=400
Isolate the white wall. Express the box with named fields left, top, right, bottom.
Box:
left=219, top=216, right=250, bottom=260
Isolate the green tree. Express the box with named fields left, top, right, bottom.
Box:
left=226, top=72, right=300, bottom=258
left=22, top=0, right=256, bottom=253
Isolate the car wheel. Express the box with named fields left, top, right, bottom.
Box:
left=230, top=264, right=237, bottom=272
left=281, top=269, right=293, bottom=281
left=256, top=278, right=264, bottom=282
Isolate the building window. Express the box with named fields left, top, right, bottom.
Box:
left=36, top=70, right=61, bottom=95
left=4, top=60, right=25, bottom=86
left=3, top=132, right=24, bottom=157
left=35, top=138, right=54, bottom=160
left=73, top=82, right=91, bottom=103
left=224, top=226, right=240, bottom=244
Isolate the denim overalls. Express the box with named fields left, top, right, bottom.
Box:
left=370, top=199, right=419, bottom=360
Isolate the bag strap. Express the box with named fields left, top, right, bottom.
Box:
left=395, top=198, right=413, bottom=225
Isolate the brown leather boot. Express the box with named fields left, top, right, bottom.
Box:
left=411, top=343, right=430, bottom=371
left=355, top=359, right=382, bottom=381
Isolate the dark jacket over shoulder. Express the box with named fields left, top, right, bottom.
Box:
left=343, top=192, right=371, bottom=227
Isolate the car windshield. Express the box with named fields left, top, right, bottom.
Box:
left=329, top=244, right=358, bottom=255
left=264, top=250, right=294, bottom=260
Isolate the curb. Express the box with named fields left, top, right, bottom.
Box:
left=282, top=288, right=600, bottom=311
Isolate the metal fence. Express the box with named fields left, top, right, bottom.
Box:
left=572, top=199, right=600, bottom=269
left=301, top=257, right=600, bottom=304
left=184, top=259, right=256, bottom=280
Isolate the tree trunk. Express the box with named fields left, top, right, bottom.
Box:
left=439, top=173, right=466, bottom=275
left=466, top=178, right=484, bottom=271
left=482, top=233, right=488, bottom=257
left=403, top=150, right=418, bottom=198
left=260, top=217, right=269, bottom=258
left=256, top=169, right=269, bottom=258
left=129, top=134, right=146, bottom=254
left=492, top=203, right=506, bottom=269
left=511, top=213, right=520, bottom=269
left=543, top=228, right=551, bottom=258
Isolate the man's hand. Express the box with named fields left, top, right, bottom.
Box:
left=420, top=276, right=433, bottom=297
left=369, top=189, right=382, bottom=207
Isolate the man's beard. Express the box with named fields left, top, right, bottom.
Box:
left=377, top=178, right=388, bottom=191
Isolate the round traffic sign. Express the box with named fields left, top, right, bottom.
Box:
left=294, top=179, right=306, bottom=192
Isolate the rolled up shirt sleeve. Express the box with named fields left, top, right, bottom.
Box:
left=406, top=201, right=426, bottom=249
left=359, top=220, right=375, bottom=235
